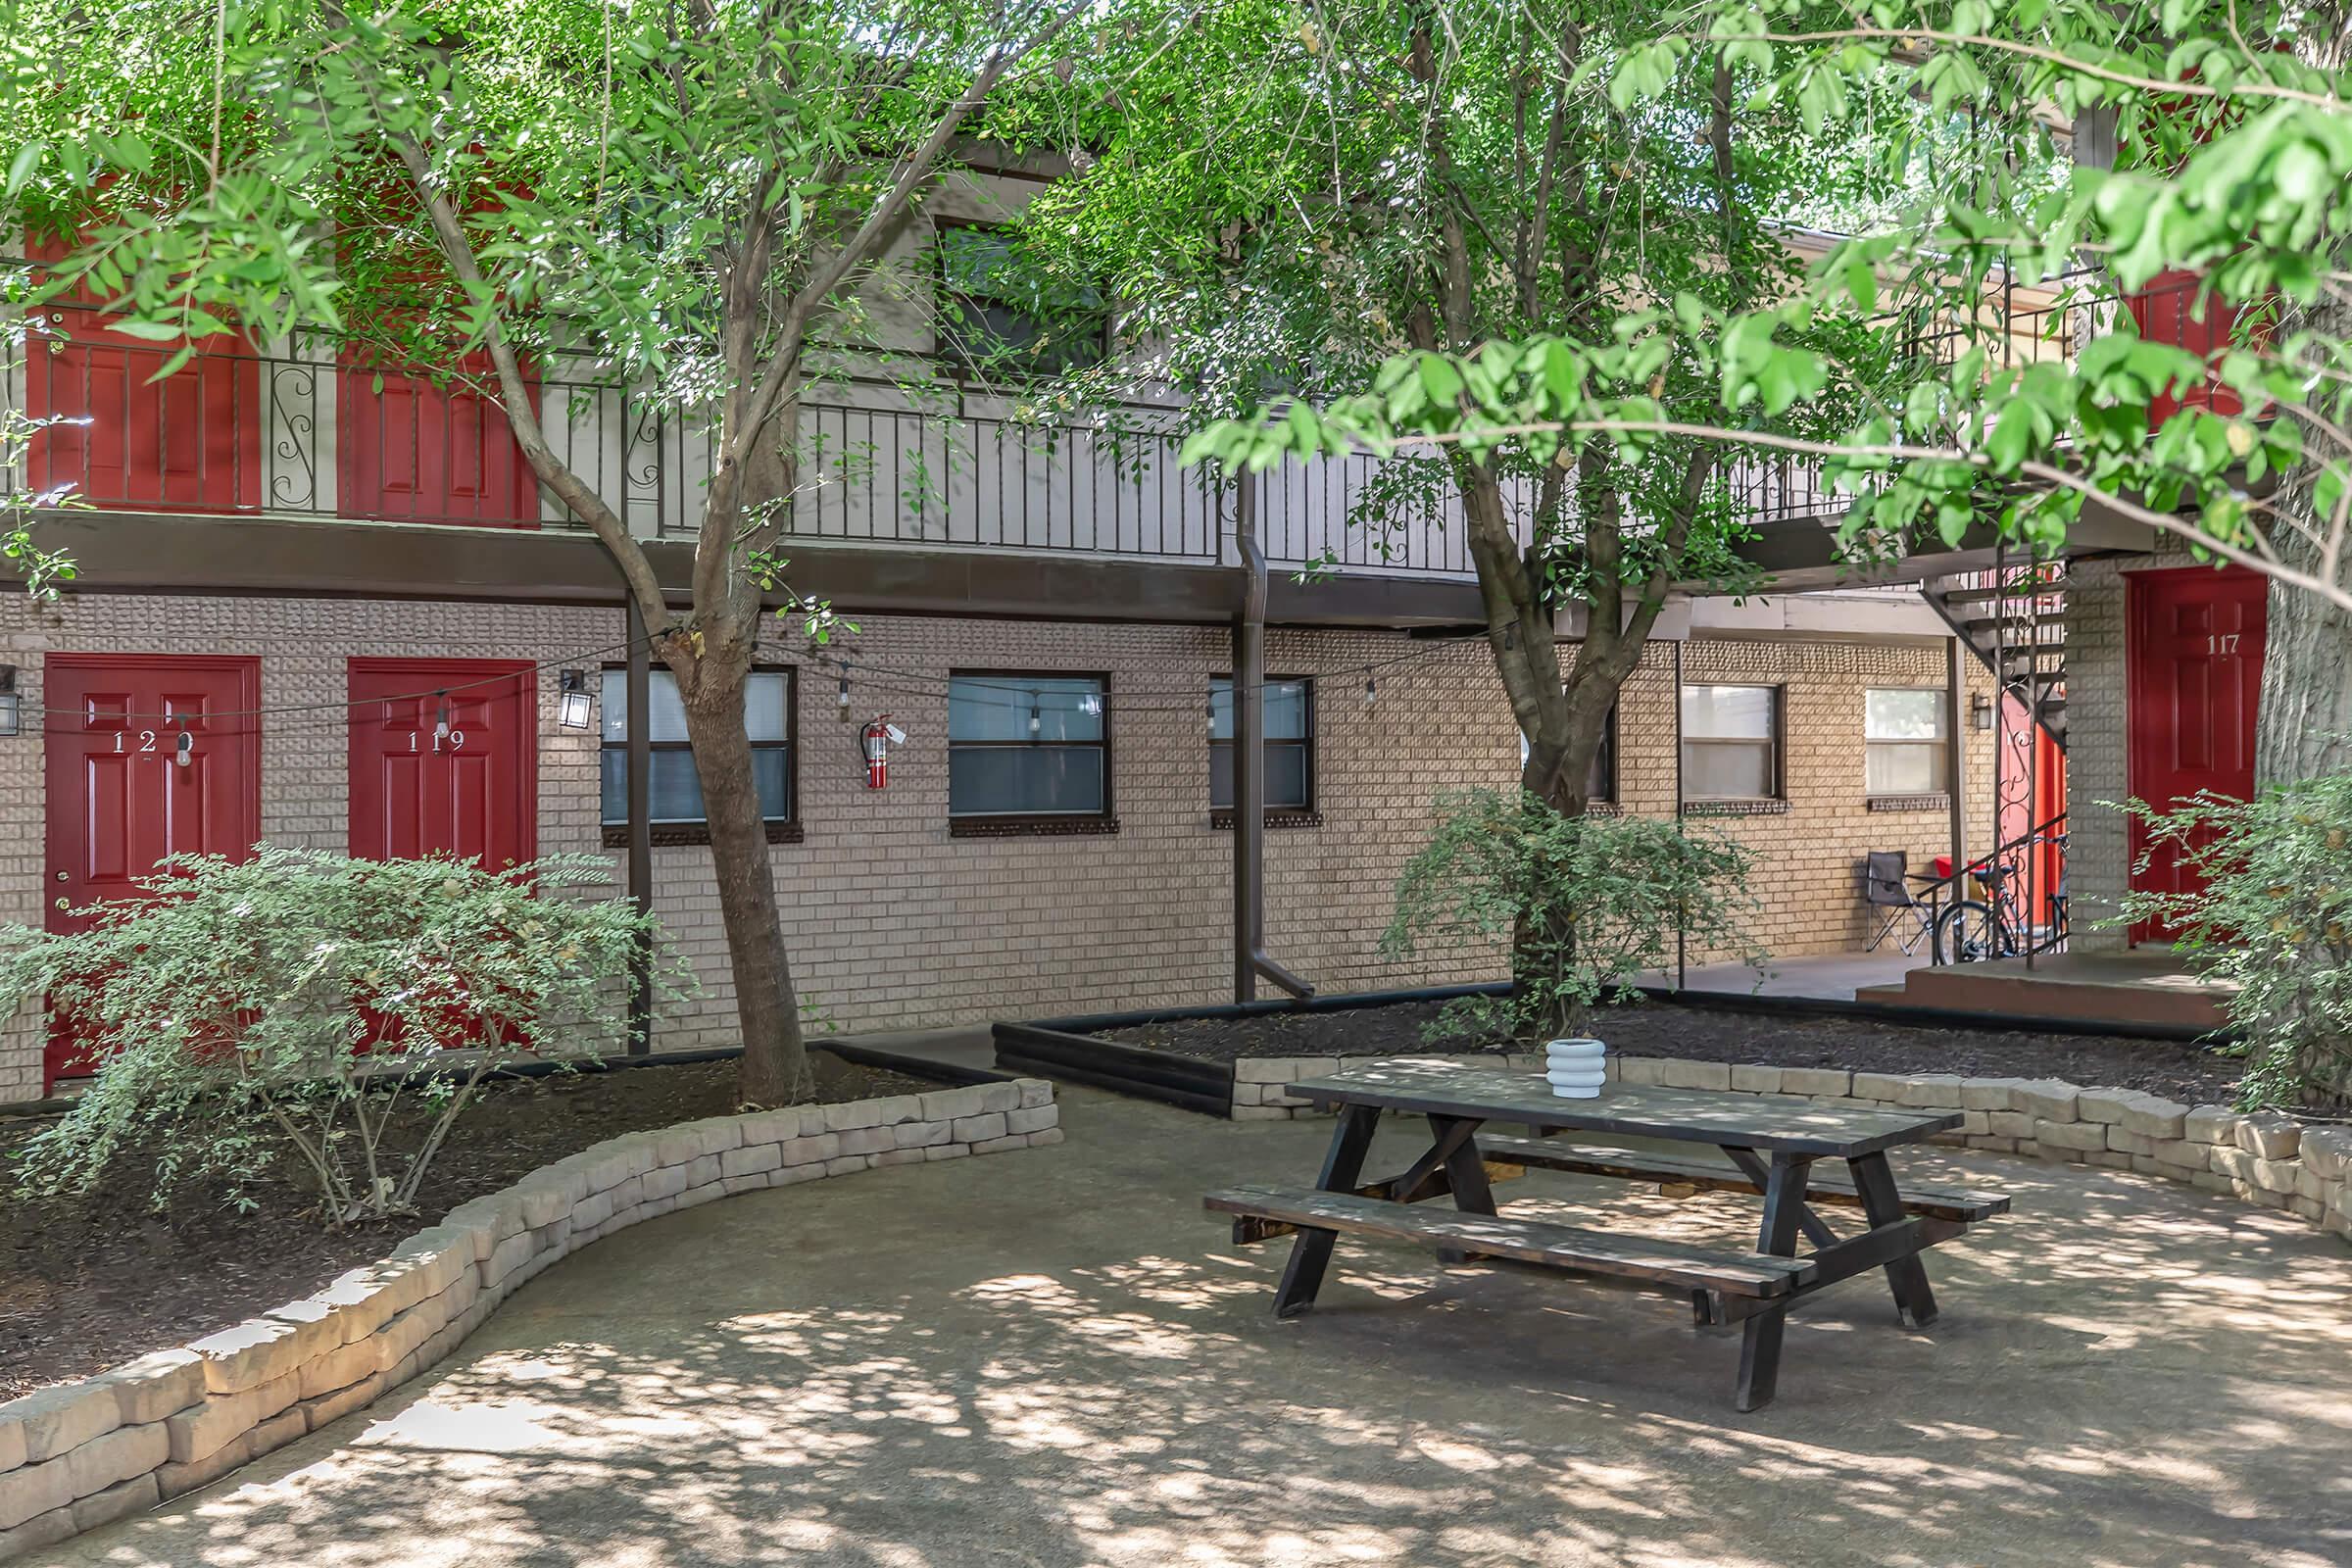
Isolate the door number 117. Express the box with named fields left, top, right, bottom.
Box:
left=2207, top=633, right=2242, bottom=656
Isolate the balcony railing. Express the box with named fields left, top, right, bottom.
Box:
left=11, top=273, right=2229, bottom=582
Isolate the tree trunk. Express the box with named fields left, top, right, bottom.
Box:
left=2245, top=288, right=2352, bottom=1101
left=2256, top=549, right=2352, bottom=788
left=676, top=655, right=808, bottom=1105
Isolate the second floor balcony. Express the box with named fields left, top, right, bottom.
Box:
left=4, top=267, right=2215, bottom=611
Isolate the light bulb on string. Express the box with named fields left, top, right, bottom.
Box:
left=837, top=661, right=852, bottom=720
left=1028, top=702, right=1042, bottom=738
left=1363, top=669, right=1376, bottom=708
left=434, top=694, right=452, bottom=742
left=174, top=720, right=192, bottom=769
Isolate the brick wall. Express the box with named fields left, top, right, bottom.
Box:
left=1606, top=635, right=2001, bottom=962
left=0, top=593, right=2001, bottom=1102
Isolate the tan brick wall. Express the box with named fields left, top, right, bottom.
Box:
left=1603, top=635, right=2001, bottom=962
left=0, top=593, right=2002, bottom=1102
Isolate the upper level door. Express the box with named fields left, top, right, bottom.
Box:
left=336, top=352, right=542, bottom=527
left=43, top=656, right=263, bottom=1085
left=22, top=236, right=262, bottom=513
left=347, top=660, right=536, bottom=868
left=2127, top=566, right=2268, bottom=940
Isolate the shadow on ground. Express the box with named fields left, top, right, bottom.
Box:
left=39, top=1089, right=2352, bottom=1568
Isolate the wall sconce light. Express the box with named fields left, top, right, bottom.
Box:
left=0, top=667, right=18, bottom=738
left=1970, top=691, right=1994, bottom=732
left=557, top=669, right=592, bottom=732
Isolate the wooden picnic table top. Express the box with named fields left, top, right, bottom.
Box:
left=1289, top=1058, right=1958, bottom=1159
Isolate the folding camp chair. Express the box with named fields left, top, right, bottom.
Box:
left=1861, top=851, right=1935, bottom=955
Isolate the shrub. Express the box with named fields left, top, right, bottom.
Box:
left=3, top=847, right=685, bottom=1225
left=1381, top=790, right=1761, bottom=1044
left=2123, top=777, right=2352, bottom=1107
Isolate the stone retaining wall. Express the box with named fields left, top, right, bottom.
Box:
left=1232, top=1053, right=2352, bottom=1243
left=0, top=1078, right=1062, bottom=1561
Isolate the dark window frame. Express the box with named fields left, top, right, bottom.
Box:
left=1208, top=672, right=1317, bottom=824
left=1679, top=682, right=1787, bottom=805
left=947, top=668, right=1118, bottom=837
left=599, top=662, right=801, bottom=847
left=932, top=217, right=1111, bottom=385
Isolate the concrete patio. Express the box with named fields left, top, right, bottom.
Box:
left=36, top=1089, right=2352, bottom=1568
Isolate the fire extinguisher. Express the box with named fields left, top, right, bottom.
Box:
left=861, top=715, right=906, bottom=789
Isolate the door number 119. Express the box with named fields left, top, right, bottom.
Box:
left=411, top=731, right=466, bottom=751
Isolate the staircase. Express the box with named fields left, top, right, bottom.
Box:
left=1920, top=560, right=2069, bottom=748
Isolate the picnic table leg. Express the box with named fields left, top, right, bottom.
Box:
left=1847, top=1152, right=1940, bottom=1329
left=1272, top=1103, right=1380, bottom=1319
left=1736, top=1153, right=1813, bottom=1412
left=1427, top=1114, right=1494, bottom=1263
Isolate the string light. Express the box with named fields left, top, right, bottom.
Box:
left=433, top=696, right=452, bottom=742
left=1028, top=701, right=1042, bottom=737
left=1363, top=669, right=1377, bottom=708
left=174, top=721, right=192, bottom=768
left=837, top=661, right=851, bottom=720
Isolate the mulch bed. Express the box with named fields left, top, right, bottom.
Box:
left=0, top=1052, right=937, bottom=1401
left=1104, top=998, right=2245, bottom=1105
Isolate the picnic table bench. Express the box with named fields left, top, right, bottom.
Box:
left=1204, top=1058, right=2012, bottom=1411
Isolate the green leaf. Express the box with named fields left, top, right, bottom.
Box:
left=4, top=142, right=42, bottom=198
left=102, top=318, right=183, bottom=342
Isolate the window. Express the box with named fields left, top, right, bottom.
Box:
left=601, top=667, right=795, bottom=845
left=1681, top=684, right=1782, bottom=801
left=948, top=672, right=1111, bottom=827
left=936, top=222, right=1107, bottom=379
left=1209, top=677, right=1313, bottom=812
left=1865, top=689, right=1949, bottom=797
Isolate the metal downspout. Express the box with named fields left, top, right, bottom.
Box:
left=625, top=596, right=654, bottom=1054
left=1233, top=475, right=1313, bottom=1003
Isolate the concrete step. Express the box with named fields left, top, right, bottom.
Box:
left=1863, top=955, right=2231, bottom=1032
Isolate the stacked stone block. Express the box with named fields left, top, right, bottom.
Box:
left=0, top=1079, right=1060, bottom=1561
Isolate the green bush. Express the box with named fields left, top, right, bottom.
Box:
left=3, top=847, right=685, bottom=1225
left=2123, top=778, right=2352, bottom=1108
left=1381, top=790, right=1761, bottom=1044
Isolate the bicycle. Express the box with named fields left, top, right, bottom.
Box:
left=1933, top=832, right=2069, bottom=964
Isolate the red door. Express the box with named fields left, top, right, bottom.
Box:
left=2126, top=269, right=2249, bottom=427
left=347, top=660, right=536, bottom=867
left=22, top=237, right=262, bottom=513
left=2127, top=567, right=2268, bottom=941
left=43, top=656, right=263, bottom=1087
left=336, top=352, right=542, bottom=527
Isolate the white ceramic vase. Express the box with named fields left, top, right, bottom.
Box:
left=1544, top=1037, right=1606, bottom=1099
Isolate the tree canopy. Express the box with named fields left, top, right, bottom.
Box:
left=0, top=0, right=1137, bottom=1101
left=1182, top=3, right=2352, bottom=782
left=1033, top=0, right=1930, bottom=808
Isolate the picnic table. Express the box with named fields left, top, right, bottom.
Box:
left=1204, top=1057, right=2011, bottom=1410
